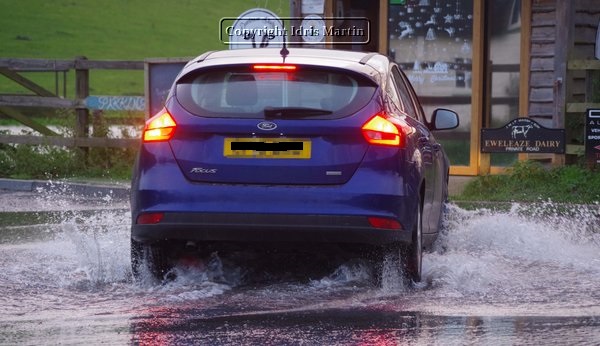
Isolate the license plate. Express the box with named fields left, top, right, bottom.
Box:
left=224, top=138, right=311, bottom=159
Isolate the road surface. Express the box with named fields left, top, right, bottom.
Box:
left=0, top=188, right=598, bottom=345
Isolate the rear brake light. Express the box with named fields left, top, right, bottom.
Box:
left=137, top=212, right=164, bottom=224
left=143, top=111, right=176, bottom=142
left=368, top=217, right=402, bottom=230
left=253, top=64, right=297, bottom=71
left=361, top=114, right=403, bottom=147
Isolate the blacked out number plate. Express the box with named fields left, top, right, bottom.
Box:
left=224, top=138, right=311, bottom=159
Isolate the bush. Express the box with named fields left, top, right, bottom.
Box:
left=0, top=143, right=136, bottom=180
left=0, top=111, right=138, bottom=181
left=0, top=144, right=81, bottom=179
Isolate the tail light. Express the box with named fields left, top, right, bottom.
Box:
left=143, top=110, right=176, bottom=142
left=137, top=212, right=164, bottom=224
left=361, top=114, right=403, bottom=147
left=368, top=217, right=403, bottom=230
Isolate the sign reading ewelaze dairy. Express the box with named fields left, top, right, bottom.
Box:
left=481, top=118, right=565, bottom=153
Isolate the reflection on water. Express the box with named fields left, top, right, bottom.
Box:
left=130, top=309, right=600, bottom=345
left=0, top=192, right=598, bottom=344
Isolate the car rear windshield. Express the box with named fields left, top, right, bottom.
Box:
left=175, top=65, right=377, bottom=119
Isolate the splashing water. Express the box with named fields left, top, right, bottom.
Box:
left=419, top=202, right=600, bottom=316
left=0, top=192, right=599, bottom=320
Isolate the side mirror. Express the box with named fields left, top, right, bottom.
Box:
left=431, top=108, right=459, bottom=130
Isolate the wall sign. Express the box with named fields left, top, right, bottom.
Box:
left=586, top=109, right=600, bottom=167
left=481, top=118, right=565, bottom=153
left=144, top=59, right=188, bottom=118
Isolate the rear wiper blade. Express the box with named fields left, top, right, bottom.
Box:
left=264, top=106, right=332, bottom=119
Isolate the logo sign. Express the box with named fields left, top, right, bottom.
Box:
left=481, top=118, right=565, bottom=153
left=585, top=109, right=600, bottom=167
left=85, top=96, right=145, bottom=111
left=257, top=121, right=277, bottom=131
left=300, top=15, right=326, bottom=44
left=223, top=8, right=284, bottom=50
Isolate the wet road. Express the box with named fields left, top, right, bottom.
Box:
left=0, top=188, right=599, bottom=345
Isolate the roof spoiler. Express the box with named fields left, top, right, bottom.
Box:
left=194, top=51, right=216, bottom=64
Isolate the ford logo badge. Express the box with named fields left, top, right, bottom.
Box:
left=257, top=121, right=277, bottom=131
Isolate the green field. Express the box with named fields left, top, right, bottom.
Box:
left=0, top=0, right=290, bottom=96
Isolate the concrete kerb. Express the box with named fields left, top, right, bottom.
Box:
left=0, top=178, right=130, bottom=200
left=448, top=176, right=475, bottom=197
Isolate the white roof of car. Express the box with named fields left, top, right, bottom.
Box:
left=178, top=48, right=389, bottom=83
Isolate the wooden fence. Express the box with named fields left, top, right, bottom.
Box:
left=2, top=57, right=596, bottom=154
left=0, top=57, right=144, bottom=148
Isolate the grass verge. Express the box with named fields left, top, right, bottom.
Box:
left=0, top=144, right=136, bottom=181
left=455, top=160, right=600, bottom=203
left=0, top=111, right=137, bottom=181
left=0, top=0, right=289, bottom=96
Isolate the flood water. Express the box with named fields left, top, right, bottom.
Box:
left=0, top=188, right=599, bottom=345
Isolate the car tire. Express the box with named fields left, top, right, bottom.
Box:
left=131, top=238, right=171, bottom=282
left=374, top=197, right=423, bottom=287
left=400, top=197, right=423, bottom=283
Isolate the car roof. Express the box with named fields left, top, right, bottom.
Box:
left=177, top=48, right=390, bottom=84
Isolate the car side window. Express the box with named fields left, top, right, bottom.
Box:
left=385, top=76, right=404, bottom=116
left=397, top=67, right=427, bottom=122
left=391, top=66, right=420, bottom=121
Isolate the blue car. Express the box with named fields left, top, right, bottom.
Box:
left=130, top=48, right=459, bottom=283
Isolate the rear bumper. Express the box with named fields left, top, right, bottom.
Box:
left=131, top=212, right=412, bottom=245
left=130, top=141, right=422, bottom=248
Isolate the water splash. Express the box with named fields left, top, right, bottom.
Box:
left=2, top=193, right=599, bottom=318
left=58, top=210, right=131, bottom=289
left=420, top=202, right=600, bottom=315
left=379, top=253, right=409, bottom=294
left=310, top=260, right=373, bottom=289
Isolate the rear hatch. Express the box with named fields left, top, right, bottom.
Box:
left=169, top=63, right=379, bottom=185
